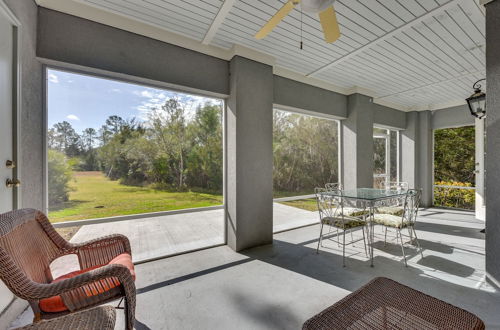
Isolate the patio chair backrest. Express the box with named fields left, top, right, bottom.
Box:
left=381, top=181, right=409, bottom=191
left=315, top=188, right=338, bottom=221
left=379, top=182, right=409, bottom=207
left=0, top=209, right=68, bottom=286
left=402, top=189, right=422, bottom=226
left=325, top=183, right=343, bottom=191
left=314, top=187, right=356, bottom=226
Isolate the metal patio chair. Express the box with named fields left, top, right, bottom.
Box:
left=315, top=188, right=368, bottom=267
left=376, top=181, right=409, bottom=216
left=373, top=189, right=424, bottom=266
left=325, top=183, right=368, bottom=217
left=0, top=209, right=136, bottom=330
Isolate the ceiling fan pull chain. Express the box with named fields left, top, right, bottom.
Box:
left=300, top=6, right=303, bottom=50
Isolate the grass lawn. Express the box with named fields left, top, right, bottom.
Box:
left=49, top=171, right=223, bottom=222
left=278, top=198, right=318, bottom=212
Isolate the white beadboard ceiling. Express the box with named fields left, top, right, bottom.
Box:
left=40, top=0, right=486, bottom=111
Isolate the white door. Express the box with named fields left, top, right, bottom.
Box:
left=0, top=2, right=18, bottom=314
left=0, top=7, right=15, bottom=212
left=475, top=118, right=486, bottom=221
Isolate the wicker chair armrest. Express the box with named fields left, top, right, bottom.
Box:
left=70, top=234, right=132, bottom=269
left=6, top=264, right=134, bottom=302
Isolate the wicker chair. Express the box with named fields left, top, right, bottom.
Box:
left=0, top=209, right=136, bottom=330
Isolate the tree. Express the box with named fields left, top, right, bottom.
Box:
left=98, top=125, right=112, bottom=146
left=434, top=126, right=475, bottom=184
left=48, top=149, right=74, bottom=206
left=272, top=110, right=339, bottom=195
left=81, top=128, right=97, bottom=151
left=105, top=115, right=125, bottom=135
left=186, top=104, right=223, bottom=190
left=148, top=99, right=190, bottom=189
left=52, top=121, right=81, bottom=156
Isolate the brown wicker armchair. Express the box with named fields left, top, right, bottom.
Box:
left=0, top=209, right=136, bottom=330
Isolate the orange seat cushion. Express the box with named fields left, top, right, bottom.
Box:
left=39, top=253, right=135, bottom=313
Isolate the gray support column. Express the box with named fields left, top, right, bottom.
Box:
left=342, top=94, right=374, bottom=189
left=485, top=0, right=500, bottom=287
left=226, top=56, right=273, bottom=251
left=401, top=112, right=418, bottom=189
left=418, top=111, right=433, bottom=207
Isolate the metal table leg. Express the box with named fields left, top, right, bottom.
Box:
left=370, top=202, right=375, bottom=267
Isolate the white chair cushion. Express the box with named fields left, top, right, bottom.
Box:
left=376, top=206, right=404, bottom=216
left=373, top=213, right=409, bottom=228
left=322, top=216, right=366, bottom=229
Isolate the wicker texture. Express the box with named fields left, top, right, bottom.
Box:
left=0, top=209, right=136, bottom=330
left=303, top=277, right=485, bottom=330
left=16, top=305, right=116, bottom=330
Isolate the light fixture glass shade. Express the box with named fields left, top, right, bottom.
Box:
left=466, top=89, right=486, bottom=119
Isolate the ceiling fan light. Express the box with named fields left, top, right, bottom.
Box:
left=300, top=0, right=335, bottom=13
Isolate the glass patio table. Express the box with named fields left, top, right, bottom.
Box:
left=321, top=188, right=408, bottom=266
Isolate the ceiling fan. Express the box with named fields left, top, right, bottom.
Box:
left=255, top=0, right=341, bottom=44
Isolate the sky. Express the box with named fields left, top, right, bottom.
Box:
left=47, top=69, right=222, bottom=134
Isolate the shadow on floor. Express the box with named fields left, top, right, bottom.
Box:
left=229, top=291, right=301, bottom=329
left=417, top=255, right=476, bottom=277
left=416, top=222, right=485, bottom=240
left=136, top=258, right=252, bottom=295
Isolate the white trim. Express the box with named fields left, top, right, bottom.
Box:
left=480, top=0, right=496, bottom=5
left=306, top=0, right=461, bottom=77
left=408, top=99, right=468, bottom=112
left=230, top=44, right=276, bottom=67
left=0, top=0, right=21, bottom=26
left=375, top=71, right=486, bottom=100
left=202, top=0, right=236, bottom=45
left=53, top=205, right=224, bottom=228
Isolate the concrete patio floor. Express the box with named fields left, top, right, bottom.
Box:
left=66, top=203, right=318, bottom=263
left=11, top=208, right=499, bottom=329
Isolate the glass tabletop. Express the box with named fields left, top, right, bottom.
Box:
left=321, top=188, right=408, bottom=201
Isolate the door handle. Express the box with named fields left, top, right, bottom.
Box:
left=6, top=160, right=15, bottom=169
left=6, top=179, right=21, bottom=188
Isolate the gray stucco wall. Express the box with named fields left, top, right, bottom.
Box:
left=418, top=111, right=433, bottom=207
left=273, top=76, right=347, bottom=118
left=227, top=57, right=273, bottom=251
left=37, top=8, right=229, bottom=96
left=485, top=0, right=500, bottom=287
left=342, top=94, right=374, bottom=189
left=432, top=104, right=474, bottom=129
left=373, top=103, right=406, bottom=130
left=401, top=112, right=418, bottom=189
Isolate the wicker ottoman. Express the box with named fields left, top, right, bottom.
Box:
left=16, top=306, right=116, bottom=330
left=303, top=277, right=485, bottom=330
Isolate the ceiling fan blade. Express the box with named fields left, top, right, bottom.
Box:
left=319, top=6, right=340, bottom=43
left=255, top=1, right=297, bottom=39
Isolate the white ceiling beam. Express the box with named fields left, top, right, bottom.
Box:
left=306, top=0, right=461, bottom=77
left=202, top=0, right=236, bottom=45
left=375, top=70, right=485, bottom=100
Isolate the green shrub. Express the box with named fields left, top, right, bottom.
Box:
left=433, top=181, right=475, bottom=210
left=48, top=149, right=74, bottom=207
